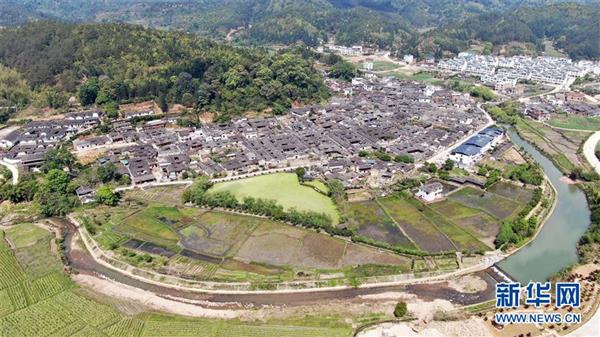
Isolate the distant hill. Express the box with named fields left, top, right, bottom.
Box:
left=400, top=2, right=600, bottom=60
left=0, top=1, right=597, bottom=59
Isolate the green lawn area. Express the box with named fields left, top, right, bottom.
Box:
left=384, top=70, right=443, bottom=84
left=547, top=115, right=600, bottom=131
left=210, top=173, right=339, bottom=224
left=303, top=180, right=330, bottom=194
left=371, top=60, right=401, bottom=71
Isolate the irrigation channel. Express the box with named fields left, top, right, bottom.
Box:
left=57, top=128, right=592, bottom=306
left=497, top=128, right=591, bottom=283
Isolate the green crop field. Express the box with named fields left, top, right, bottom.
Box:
left=428, top=199, right=500, bottom=246
left=210, top=173, right=340, bottom=224
left=0, top=224, right=354, bottom=337
left=4, top=224, right=49, bottom=248
left=547, top=115, right=600, bottom=131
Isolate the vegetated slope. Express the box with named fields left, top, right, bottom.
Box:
left=3, top=0, right=591, bottom=49
left=401, top=2, right=600, bottom=60
left=0, top=21, right=328, bottom=118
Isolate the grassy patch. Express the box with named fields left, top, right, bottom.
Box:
left=210, top=173, right=339, bottom=224
left=547, top=115, right=600, bottom=131
left=4, top=224, right=50, bottom=248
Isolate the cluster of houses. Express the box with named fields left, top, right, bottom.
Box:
left=0, top=76, right=489, bottom=188
left=524, top=92, right=600, bottom=121
left=0, top=110, right=100, bottom=169
left=438, top=53, right=599, bottom=87
left=449, top=126, right=504, bottom=168
left=64, top=77, right=486, bottom=188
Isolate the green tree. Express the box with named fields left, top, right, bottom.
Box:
left=329, top=61, right=356, bottom=81
left=157, top=94, right=169, bottom=113
left=442, top=159, right=455, bottom=171
left=295, top=167, right=306, bottom=180
left=95, top=185, right=119, bottom=206
left=41, top=147, right=76, bottom=173
left=78, top=78, right=100, bottom=106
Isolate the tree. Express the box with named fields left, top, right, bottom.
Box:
left=78, top=78, right=100, bottom=106
left=329, top=61, right=356, bottom=81
left=394, top=154, right=414, bottom=163
left=157, top=94, right=169, bottom=113
left=97, top=162, right=119, bottom=183
left=41, top=147, right=76, bottom=173
left=442, top=159, right=455, bottom=171
left=95, top=185, right=119, bottom=206
left=394, top=301, right=408, bottom=318
left=326, top=179, right=346, bottom=201
left=295, top=167, right=306, bottom=180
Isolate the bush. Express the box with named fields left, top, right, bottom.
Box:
left=394, top=301, right=408, bottom=318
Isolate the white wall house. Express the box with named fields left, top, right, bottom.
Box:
left=415, top=182, right=444, bottom=202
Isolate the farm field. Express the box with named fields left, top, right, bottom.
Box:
left=343, top=201, right=416, bottom=250
left=235, top=219, right=412, bottom=270
left=547, top=115, right=600, bottom=131
left=428, top=200, right=500, bottom=246
left=447, top=186, right=523, bottom=220
left=487, top=182, right=534, bottom=204
left=302, top=180, right=329, bottom=194
left=76, top=200, right=416, bottom=283
left=374, top=198, right=455, bottom=252
left=0, top=224, right=354, bottom=337
left=124, top=185, right=187, bottom=206
left=515, top=119, right=589, bottom=173
left=210, top=173, right=339, bottom=223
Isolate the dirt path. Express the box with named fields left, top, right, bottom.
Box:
left=583, top=130, right=600, bottom=175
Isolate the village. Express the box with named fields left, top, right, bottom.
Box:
left=0, top=77, right=491, bottom=190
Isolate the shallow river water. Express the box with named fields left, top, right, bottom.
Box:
left=497, top=129, right=591, bottom=283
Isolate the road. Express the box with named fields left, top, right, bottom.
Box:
left=582, top=131, right=600, bottom=175
left=0, top=159, right=18, bottom=185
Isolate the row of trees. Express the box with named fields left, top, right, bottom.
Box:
left=182, top=177, right=351, bottom=237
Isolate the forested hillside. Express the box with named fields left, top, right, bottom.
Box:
left=0, top=22, right=329, bottom=119
left=3, top=0, right=594, bottom=51
left=401, top=2, right=600, bottom=60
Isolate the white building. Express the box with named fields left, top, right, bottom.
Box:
left=416, top=182, right=444, bottom=202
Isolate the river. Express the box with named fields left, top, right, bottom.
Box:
left=497, top=129, right=591, bottom=283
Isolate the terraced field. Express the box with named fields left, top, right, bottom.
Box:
left=0, top=224, right=354, bottom=337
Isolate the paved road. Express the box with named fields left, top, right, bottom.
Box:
left=582, top=131, right=600, bottom=175
left=0, top=160, right=19, bottom=185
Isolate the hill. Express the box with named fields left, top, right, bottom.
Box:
left=0, top=21, right=329, bottom=120
left=401, top=2, right=600, bottom=60
left=2, top=0, right=594, bottom=50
